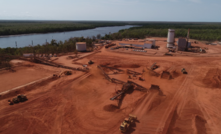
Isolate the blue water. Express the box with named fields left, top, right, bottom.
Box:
left=0, top=25, right=135, bottom=48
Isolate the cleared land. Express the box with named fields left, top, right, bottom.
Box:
left=0, top=60, right=59, bottom=92
left=1, top=38, right=221, bottom=134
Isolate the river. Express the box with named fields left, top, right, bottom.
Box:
left=0, top=25, right=135, bottom=48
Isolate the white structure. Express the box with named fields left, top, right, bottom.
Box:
left=119, top=42, right=154, bottom=49
left=76, top=42, right=87, bottom=52
left=145, top=39, right=156, bottom=47
left=143, top=43, right=153, bottom=49
left=167, top=29, right=175, bottom=48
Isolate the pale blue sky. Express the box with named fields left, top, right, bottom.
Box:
left=0, top=0, right=220, bottom=22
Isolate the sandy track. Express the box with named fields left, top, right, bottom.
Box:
left=134, top=91, right=164, bottom=134
left=52, top=72, right=92, bottom=134
left=155, top=66, right=195, bottom=134
left=194, top=87, right=220, bottom=134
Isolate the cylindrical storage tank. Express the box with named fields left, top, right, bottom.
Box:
left=76, top=42, right=87, bottom=52
left=167, top=29, right=175, bottom=48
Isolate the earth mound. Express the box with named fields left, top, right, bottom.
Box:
left=113, top=64, right=140, bottom=68
left=103, top=104, right=119, bottom=112
left=161, top=71, right=172, bottom=79
left=203, top=68, right=221, bottom=88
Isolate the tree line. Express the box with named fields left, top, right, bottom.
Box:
left=0, top=21, right=128, bottom=36
left=102, top=23, right=221, bottom=41
left=0, top=37, right=97, bottom=56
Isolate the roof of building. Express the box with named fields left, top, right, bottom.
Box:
left=76, top=42, right=86, bottom=44
left=118, top=41, right=153, bottom=46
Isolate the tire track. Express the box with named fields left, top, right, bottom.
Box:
left=155, top=66, right=195, bottom=134
left=55, top=72, right=91, bottom=134
left=194, top=87, right=220, bottom=134
left=132, top=67, right=195, bottom=134
left=133, top=92, right=152, bottom=115
left=1, top=72, right=90, bottom=116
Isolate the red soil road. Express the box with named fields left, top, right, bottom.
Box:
left=1, top=38, right=221, bottom=134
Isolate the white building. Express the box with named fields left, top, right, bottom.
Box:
left=167, top=29, right=175, bottom=48
left=119, top=40, right=155, bottom=49
left=145, top=39, right=156, bottom=47
left=76, top=42, right=87, bottom=52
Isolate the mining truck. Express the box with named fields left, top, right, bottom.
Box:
left=8, top=94, right=28, bottom=105
left=57, top=71, right=72, bottom=77
left=139, top=77, right=145, bottom=81
left=119, top=114, right=137, bottom=133
left=181, top=68, right=187, bottom=74
left=88, top=60, right=94, bottom=64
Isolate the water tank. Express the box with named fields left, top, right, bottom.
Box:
left=167, top=29, right=175, bottom=48
left=76, top=42, right=87, bottom=52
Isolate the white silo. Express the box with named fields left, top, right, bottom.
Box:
left=167, top=29, right=175, bottom=48
left=76, top=42, right=87, bottom=52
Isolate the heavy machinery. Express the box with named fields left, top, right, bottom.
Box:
left=181, top=68, right=187, bottom=74
left=119, top=114, right=137, bottom=133
left=8, top=94, right=28, bottom=105
left=110, top=80, right=147, bottom=101
left=199, top=48, right=206, bottom=53
left=100, top=65, right=124, bottom=74
left=88, top=60, right=94, bottom=64
left=127, top=69, right=142, bottom=75
left=146, top=64, right=160, bottom=77
left=139, top=77, right=145, bottom=81
left=150, top=63, right=158, bottom=70
left=56, top=70, right=72, bottom=77
left=110, top=82, right=134, bottom=101
left=62, top=71, right=72, bottom=75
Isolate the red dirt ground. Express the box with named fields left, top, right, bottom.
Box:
left=0, top=60, right=59, bottom=92
left=1, top=38, right=221, bottom=134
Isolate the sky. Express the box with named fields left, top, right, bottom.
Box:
left=0, top=0, right=220, bottom=22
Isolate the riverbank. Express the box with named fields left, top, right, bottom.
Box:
left=102, top=23, right=221, bottom=41
left=0, top=20, right=130, bottom=36
left=0, top=25, right=136, bottom=48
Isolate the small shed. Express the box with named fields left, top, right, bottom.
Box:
left=76, top=42, right=87, bottom=52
